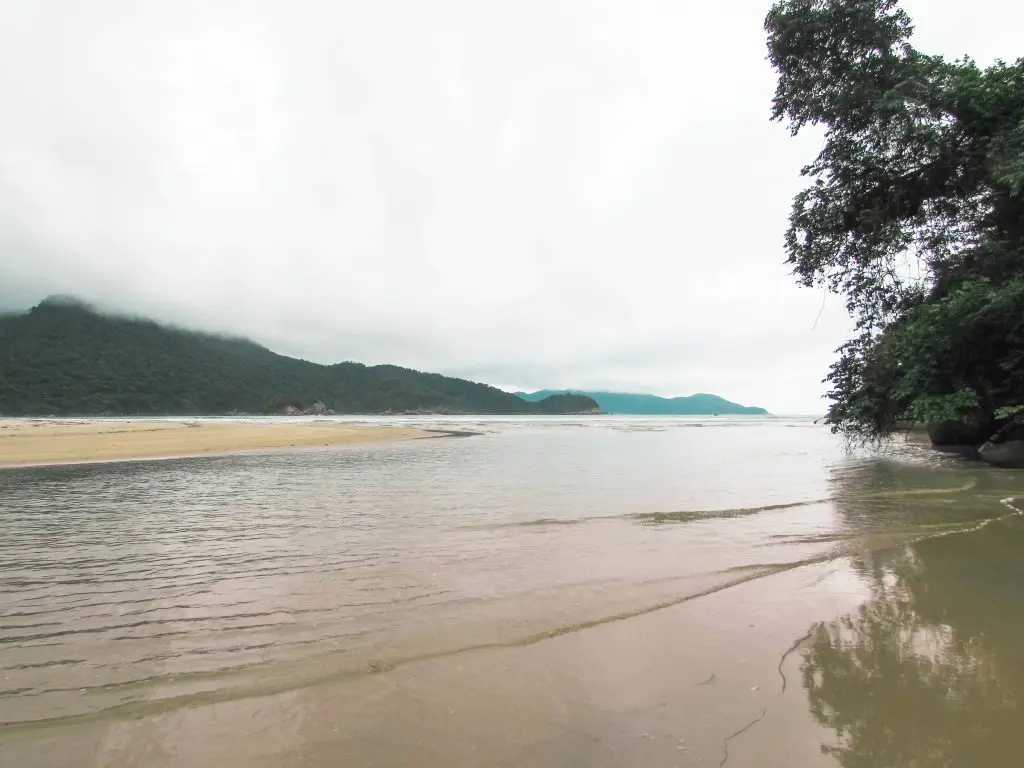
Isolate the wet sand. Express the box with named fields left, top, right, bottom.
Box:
left=0, top=419, right=431, bottom=468
left=0, top=558, right=865, bottom=768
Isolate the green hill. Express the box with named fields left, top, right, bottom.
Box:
left=515, top=389, right=767, bottom=415
left=0, top=298, right=599, bottom=417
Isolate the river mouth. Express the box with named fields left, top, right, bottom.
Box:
left=2, top=416, right=1022, bottom=766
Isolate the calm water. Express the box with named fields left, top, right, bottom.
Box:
left=2, top=416, right=1022, bottom=766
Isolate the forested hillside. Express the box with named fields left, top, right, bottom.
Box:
left=0, top=298, right=599, bottom=416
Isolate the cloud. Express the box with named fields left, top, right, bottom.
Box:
left=2, top=0, right=1021, bottom=413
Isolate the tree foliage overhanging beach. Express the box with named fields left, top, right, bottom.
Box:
left=766, top=0, right=1024, bottom=440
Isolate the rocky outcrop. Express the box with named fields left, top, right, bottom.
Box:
left=276, top=402, right=334, bottom=416
left=926, top=415, right=1001, bottom=455
left=979, top=419, right=1024, bottom=468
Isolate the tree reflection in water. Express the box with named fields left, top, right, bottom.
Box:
left=802, top=481, right=1024, bottom=767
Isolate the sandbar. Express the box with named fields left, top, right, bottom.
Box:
left=0, top=419, right=432, bottom=468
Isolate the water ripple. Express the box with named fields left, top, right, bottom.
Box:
left=4, top=416, right=1013, bottom=731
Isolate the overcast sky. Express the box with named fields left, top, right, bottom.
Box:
left=1, top=1, right=1020, bottom=413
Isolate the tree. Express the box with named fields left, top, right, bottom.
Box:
left=766, top=0, right=1024, bottom=440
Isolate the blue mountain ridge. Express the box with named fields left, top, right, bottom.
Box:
left=514, top=390, right=768, bottom=416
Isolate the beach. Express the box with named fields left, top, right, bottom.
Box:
left=0, top=418, right=431, bottom=468
left=2, top=416, right=1022, bottom=767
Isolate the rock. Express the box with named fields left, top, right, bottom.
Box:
left=980, top=441, right=1024, bottom=467
left=979, top=419, right=1024, bottom=468
left=277, top=402, right=330, bottom=416
left=926, top=415, right=1000, bottom=454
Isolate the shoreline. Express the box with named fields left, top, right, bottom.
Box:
left=0, top=418, right=438, bottom=469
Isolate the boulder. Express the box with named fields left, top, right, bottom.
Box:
left=304, top=401, right=329, bottom=416
left=926, top=416, right=1000, bottom=453
left=979, top=419, right=1024, bottom=468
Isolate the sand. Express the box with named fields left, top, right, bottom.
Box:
left=0, top=558, right=865, bottom=768
left=0, top=419, right=432, bottom=468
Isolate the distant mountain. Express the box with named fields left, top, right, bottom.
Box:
left=515, top=389, right=768, bottom=415
left=0, top=298, right=600, bottom=417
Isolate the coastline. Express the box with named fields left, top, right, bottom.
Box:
left=0, top=418, right=434, bottom=469
left=3, top=417, right=1022, bottom=766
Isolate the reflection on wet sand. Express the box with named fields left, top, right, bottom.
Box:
left=801, top=504, right=1024, bottom=768
left=15, top=560, right=863, bottom=768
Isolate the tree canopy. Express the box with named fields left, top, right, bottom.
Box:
left=766, top=0, right=1024, bottom=439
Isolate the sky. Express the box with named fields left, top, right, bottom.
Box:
left=1, top=1, right=1021, bottom=414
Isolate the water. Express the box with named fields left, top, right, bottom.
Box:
left=1, top=416, right=1022, bottom=766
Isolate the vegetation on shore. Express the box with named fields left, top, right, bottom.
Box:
left=766, top=0, right=1023, bottom=443
left=0, top=298, right=599, bottom=417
